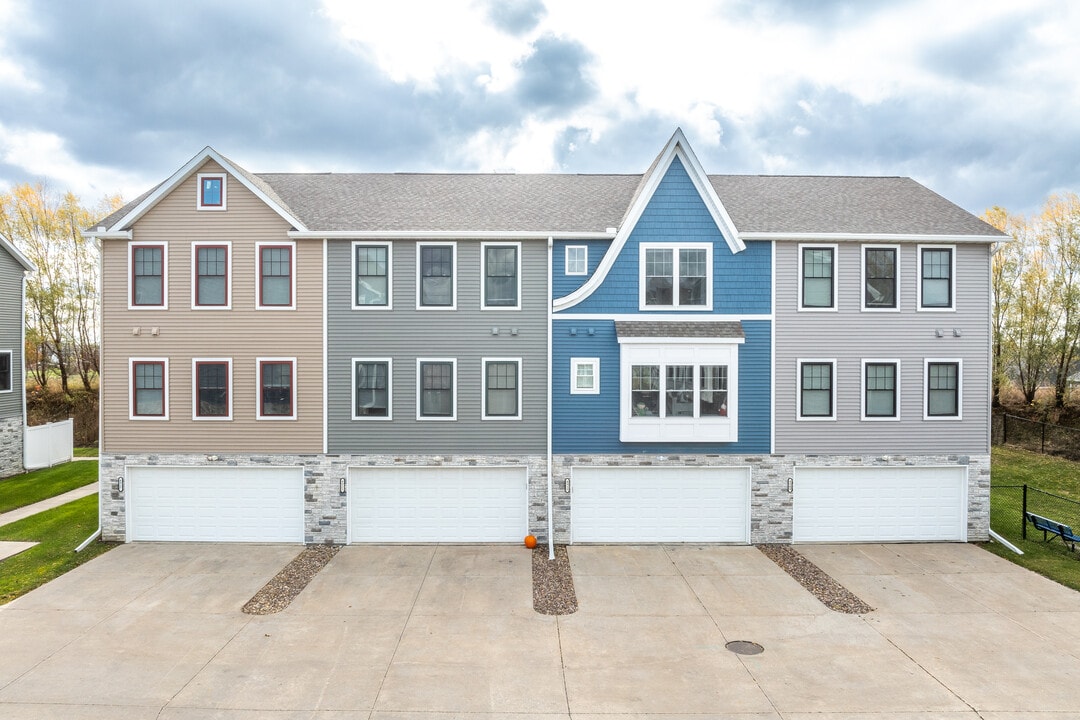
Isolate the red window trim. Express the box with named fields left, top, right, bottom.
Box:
left=132, top=360, right=166, bottom=417
left=194, top=361, right=230, bottom=418
left=258, top=359, right=295, bottom=418
left=194, top=243, right=229, bottom=307
left=131, top=243, right=165, bottom=307
left=258, top=244, right=294, bottom=308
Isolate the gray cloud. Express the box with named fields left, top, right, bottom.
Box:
left=482, top=0, right=547, bottom=35
left=515, top=35, right=596, bottom=115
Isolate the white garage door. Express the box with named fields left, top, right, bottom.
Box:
left=127, top=466, right=304, bottom=542
left=348, top=467, right=527, bottom=542
left=793, top=466, right=967, bottom=542
left=571, top=466, right=750, bottom=543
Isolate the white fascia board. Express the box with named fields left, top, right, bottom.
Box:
left=0, top=232, right=35, bottom=271
left=739, top=231, right=1006, bottom=243
left=81, top=229, right=133, bottom=240
left=555, top=312, right=771, bottom=322
left=553, top=128, right=743, bottom=313
left=616, top=335, right=746, bottom=345
left=105, top=147, right=307, bottom=233
left=288, top=230, right=615, bottom=240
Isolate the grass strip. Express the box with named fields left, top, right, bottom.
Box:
left=0, top=461, right=97, bottom=514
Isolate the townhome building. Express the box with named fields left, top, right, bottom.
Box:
left=86, top=130, right=1004, bottom=545
left=0, top=233, right=32, bottom=477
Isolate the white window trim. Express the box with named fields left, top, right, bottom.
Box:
left=128, top=241, right=168, bottom=310
left=191, top=358, right=233, bottom=421
left=861, top=358, right=901, bottom=421
left=416, top=357, right=457, bottom=421
left=618, top=341, right=739, bottom=443
left=797, top=358, right=837, bottom=421
left=129, top=357, right=169, bottom=421
left=917, top=244, right=957, bottom=312
left=191, top=241, right=232, bottom=310
left=256, top=357, right=297, bottom=421
left=416, top=242, right=457, bottom=310
left=798, top=244, right=838, bottom=312
left=638, top=242, right=713, bottom=311
left=255, top=241, right=297, bottom=310
left=924, top=358, right=963, bottom=420
left=480, top=241, right=521, bottom=310
left=351, top=241, right=393, bottom=310
left=565, top=245, right=588, bottom=276
left=861, top=244, right=900, bottom=312
left=570, top=357, right=600, bottom=395
left=0, top=350, right=12, bottom=394
left=352, top=357, right=393, bottom=421
left=196, top=173, right=227, bottom=211
left=481, top=357, right=522, bottom=420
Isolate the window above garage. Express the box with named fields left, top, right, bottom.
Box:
left=616, top=321, right=743, bottom=442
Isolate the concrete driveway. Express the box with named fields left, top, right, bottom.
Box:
left=1, top=542, right=1079, bottom=718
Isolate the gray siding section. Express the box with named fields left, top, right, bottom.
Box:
left=0, top=248, right=24, bottom=421
left=327, top=238, right=548, bottom=454
left=774, top=241, right=991, bottom=455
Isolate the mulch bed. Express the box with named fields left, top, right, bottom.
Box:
left=758, top=543, right=874, bottom=614
left=532, top=544, right=578, bottom=615
left=242, top=544, right=341, bottom=615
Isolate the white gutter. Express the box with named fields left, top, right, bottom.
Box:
left=288, top=230, right=616, bottom=241
left=738, top=231, right=1005, bottom=243
left=81, top=229, right=133, bottom=241
left=546, top=236, right=555, bottom=561
left=76, top=237, right=104, bottom=552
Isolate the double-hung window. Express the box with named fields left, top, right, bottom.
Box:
left=131, top=358, right=168, bottom=419
left=640, top=243, right=711, bottom=310
left=798, top=360, right=835, bottom=419
left=0, top=351, right=11, bottom=393
left=193, top=359, right=231, bottom=420
left=353, top=359, right=391, bottom=419
left=483, top=358, right=521, bottom=419
left=920, top=246, right=954, bottom=309
left=193, top=242, right=230, bottom=308
left=258, top=358, right=296, bottom=420
left=565, top=246, right=587, bottom=275
left=354, top=242, right=391, bottom=308
left=863, top=360, right=898, bottom=419
left=197, top=173, right=226, bottom=210
left=418, top=243, right=455, bottom=308
left=570, top=357, right=600, bottom=395
left=863, top=246, right=898, bottom=310
left=417, top=359, right=455, bottom=419
left=257, top=242, right=294, bottom=309
left=482, top=243, right=520, bottom=309
left=130, top=242, right=166, bottom=308
left=926, top=360, right=961, bottom=418
left=800, top=245, right=836, bottom=309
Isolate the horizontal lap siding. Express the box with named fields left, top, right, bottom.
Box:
left=0, top=250, right=23, bottom=419
left=101, top=161, right=324, bottom=453
left=774, top=241, right=990, bottom=454
left=326, top=238, right=547, bottom=454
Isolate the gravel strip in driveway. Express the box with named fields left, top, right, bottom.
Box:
left=758, top=543, right=874, bottom=614
left=532, top=544, right=578, bottom=615
left=242, top=544, right=341, bottom=615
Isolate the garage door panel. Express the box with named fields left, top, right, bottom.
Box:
left=572, top=467, right=750, bottom=543
left=349, top=467, right=526, bottom=543
left=128, top=466, right=304, bottom=543
left=793, top=466, right=966, bottom=543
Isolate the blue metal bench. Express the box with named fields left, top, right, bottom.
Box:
left=1026, top=512, right=1080, bottom=551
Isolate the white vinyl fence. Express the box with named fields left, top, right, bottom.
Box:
left=24, top=418, right=74, bottom=470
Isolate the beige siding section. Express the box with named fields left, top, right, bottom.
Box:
left=101, top=161, right=323, bottom=453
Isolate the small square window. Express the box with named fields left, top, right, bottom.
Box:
left=566, top=246, right=587, bottom=275
left=570, top=358, right=600, bottom=395
left=197, top=174, right=226, bottom=210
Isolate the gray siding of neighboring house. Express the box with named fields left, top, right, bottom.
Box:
left=327, top=238, right=548, bottom=454
left=0, top=247, right=24, bottom=421
left=774, top=241, right=992, bottom=455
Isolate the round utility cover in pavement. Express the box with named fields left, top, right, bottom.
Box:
left=725, top=640, right=764, bottom=655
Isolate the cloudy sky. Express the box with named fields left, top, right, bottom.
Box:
left=0, top=0, right=1077, bottom=218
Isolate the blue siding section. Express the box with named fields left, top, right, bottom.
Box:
left=552, top=239, right=613, bottom=297
left=552, top=320, right=771, bottom=453
left=560, top=157, right=772, bottom=315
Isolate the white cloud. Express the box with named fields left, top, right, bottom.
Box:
left=0, top=125, right=143, bottom=200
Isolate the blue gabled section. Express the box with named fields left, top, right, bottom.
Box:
left=559, top=157, right=771, bottom=314
left=552, top=239, right=613, bottom=297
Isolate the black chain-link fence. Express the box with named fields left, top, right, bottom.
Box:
left=994, top=414, right=1080, bottom=461
left=991, top=483, right=1080, bottom=550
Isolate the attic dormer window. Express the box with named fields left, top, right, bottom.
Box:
left=197, top=173, right=226, bottom=210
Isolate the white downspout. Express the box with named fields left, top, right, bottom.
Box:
left=547, top=236, right=555, bottom=560
left=76, top=237, right=102, bottom=552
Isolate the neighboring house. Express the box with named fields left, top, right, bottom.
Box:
left=0, top=233, right=32, bottom=478
left=86, top=130, right=1005, bottom=544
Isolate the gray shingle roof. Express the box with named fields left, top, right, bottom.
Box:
left=615, top=321, right=745, bottom=339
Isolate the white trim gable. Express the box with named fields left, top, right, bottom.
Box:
left=102, top=147, right=307, bottom=233
left=553, top=128, right=743, bottom=312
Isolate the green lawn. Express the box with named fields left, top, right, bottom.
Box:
left=988, top=445, right=1080, bottom=591
left=0, top=493, right=115, bottom=604
left=0, top=461, right=98, bottom=514
left=73, top=447, right=98, bottom=458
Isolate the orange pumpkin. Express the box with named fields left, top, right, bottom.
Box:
left=524, top=535, right=538, bottom=549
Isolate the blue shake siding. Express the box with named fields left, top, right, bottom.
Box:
left=552, top=239, right=613, bottom=297
left=552, top=319, right=772, bottom=453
